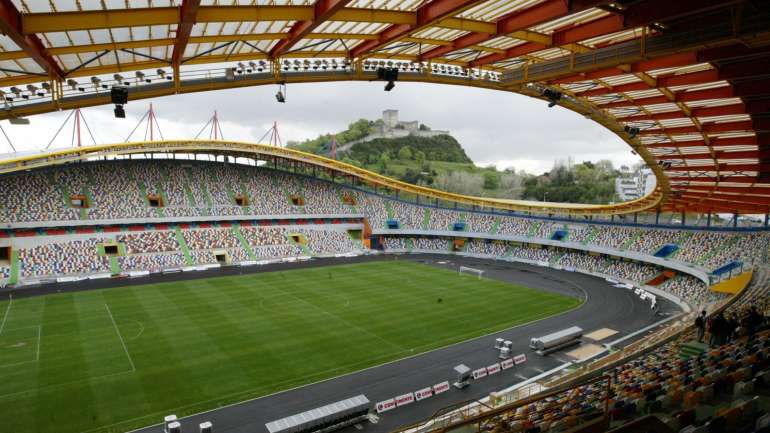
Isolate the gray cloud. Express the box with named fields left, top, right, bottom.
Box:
left=1, top=81, right=641, bottom=174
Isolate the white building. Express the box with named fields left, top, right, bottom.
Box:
left=615, top=166, right=656, bottom=201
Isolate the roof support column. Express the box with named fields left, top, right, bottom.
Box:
left=171, top=0, right=202, bottom=93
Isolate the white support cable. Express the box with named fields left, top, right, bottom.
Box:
left=0, top=123, right=16, bottom=152
left=45, top=109, right=76, bottom=150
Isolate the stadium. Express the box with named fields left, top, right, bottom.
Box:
left=0, top=1, right=770, bottom=433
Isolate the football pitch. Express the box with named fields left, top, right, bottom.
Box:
left=0, top=260, right=581, bottom=433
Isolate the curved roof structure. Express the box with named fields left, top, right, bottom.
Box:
left=0, top=0, right=768, bottom=214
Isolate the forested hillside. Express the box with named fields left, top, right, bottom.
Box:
left=287, top=117, right=622, bottom=203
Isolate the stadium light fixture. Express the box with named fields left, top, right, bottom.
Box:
left=66, top=79, right=78, bottom=91
left=624, top=125, right=640, bottom=139
left=111, top=86, right=128, bottom=119
left=542, top=88, right=562, bottom=107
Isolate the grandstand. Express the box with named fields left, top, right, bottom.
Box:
left=0, top=1, right=769, bottom=433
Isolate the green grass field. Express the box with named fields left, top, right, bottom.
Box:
left=0, top=260, right=580, bottom=433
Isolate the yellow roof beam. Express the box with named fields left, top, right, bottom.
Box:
left=0, top=33, right=376, bottom=61
left=435, top=17, right=495, bottom=34
left=22, top=6, right=489, bottom=35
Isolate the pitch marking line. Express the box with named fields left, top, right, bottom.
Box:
left=0, top=325, right=42, bottom=368
left=105, top=303, right=136, bottom=373
left=0, top=294, right=12, bottom=335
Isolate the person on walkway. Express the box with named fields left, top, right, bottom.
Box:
left=695, top=310, right=707, bottom=343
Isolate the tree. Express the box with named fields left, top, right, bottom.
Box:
left=398, top=146, right=413, bottom=160
left=379, top=151, right=390, bottom=169
left=483, top=171, right=499, bottom=190
left=414, top=150, right=426, bottom=166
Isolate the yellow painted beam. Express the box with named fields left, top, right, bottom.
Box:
left=22, top=6, right=491, bottom=36
left=22, top=6, right=422, bottom=34
left=435, top=17, right=495, bottom=34
left=0, top=33, right=377, bottom=61
left=23, top=7, right=180, bottom=33
left=0, top=139, right=662, bottom=215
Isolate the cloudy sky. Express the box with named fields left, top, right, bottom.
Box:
left=0, top=80, right=641, bottom=175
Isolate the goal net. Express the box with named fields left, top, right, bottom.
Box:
left=459, top=266, right=484, bottom=279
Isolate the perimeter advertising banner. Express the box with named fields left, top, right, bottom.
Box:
left=375, top=398, right=396, bottom=413
left=514, top=354, right=527, bottom=365
left=414, top=387, right=433, bottom=401
left=395, top=392, right=415, bottom=407
left=500, top=359, right=514, bottom=370
left=486, top=363, right=501, bottom=375
left=472, top=368, right=487, bottom=379
left=433, top=381, right=450, bottom=394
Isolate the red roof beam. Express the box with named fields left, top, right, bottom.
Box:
left=171, top=0, right=201, bottom=67
left=746, top=99, right=770, bottom=116
left=733, top=79, right=770, bottom=98
left=599, top=86, right=734, bottom=109
left=419, top=0, right=608, bottom=62
left=622, top=103, right=745, bottom=122
left=677, top=192, right=770, bottom=206
left=270, top=0, right=354, bottom=58
left=564, top=53, right=697, bottom=87
left=578, top=69, right=720, bottom=97
left=471, top=0, right=733, bottom=69
left=638, top=120, right=753, bottom=136
left=645, top=136, right=758, bottom=149
left=683, top=185, right=770, bottom=195
left=665, top=162, right=765, bottom=172
left=655, top=149, right=766, bottom=160
left=0, top=0, right=63, bottom=78
left=350, top=0, right=483, bottom=58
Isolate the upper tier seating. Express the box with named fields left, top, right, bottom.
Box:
left=1, top=160, right=767, bottom=273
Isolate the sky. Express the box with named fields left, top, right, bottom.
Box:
left=0, top=80, right=642, bottom=175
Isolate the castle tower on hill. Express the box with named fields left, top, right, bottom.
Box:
left=338, top=109, right=451, bottom=150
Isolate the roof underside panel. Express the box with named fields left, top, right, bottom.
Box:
left=0, top=0, right=767, bottom=214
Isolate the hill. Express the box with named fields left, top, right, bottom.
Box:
left=287, top=118, right=622, bottom=203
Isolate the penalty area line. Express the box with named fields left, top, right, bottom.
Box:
left=105, top=303, right=136, bottom=373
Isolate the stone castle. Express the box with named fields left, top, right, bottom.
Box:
left=340, top=110, right=449, bottom=150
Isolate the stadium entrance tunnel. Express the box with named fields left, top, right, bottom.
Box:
left=0, top=246, right=10, bottom=264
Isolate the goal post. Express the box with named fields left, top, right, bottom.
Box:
left=459, top=266, right=484, bottom=279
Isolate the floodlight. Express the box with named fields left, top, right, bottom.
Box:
left=156, top=69, right=166, bottom=78
left=10, top=87, right=21, bottom=97
left=249, top=61, right=258, bottom=71
left=110, top=86, right=129, bottom=105
left=624, top=125, right=640, bottom=139
left=91, top=76, right=102, bottom=86
left=542, top=88, right=562, bottom=107
left=41, top=82, right=51, bottom=92
left=113, top=74, right=125, bottom=84
left=67, top=79, right=78, bottom=90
